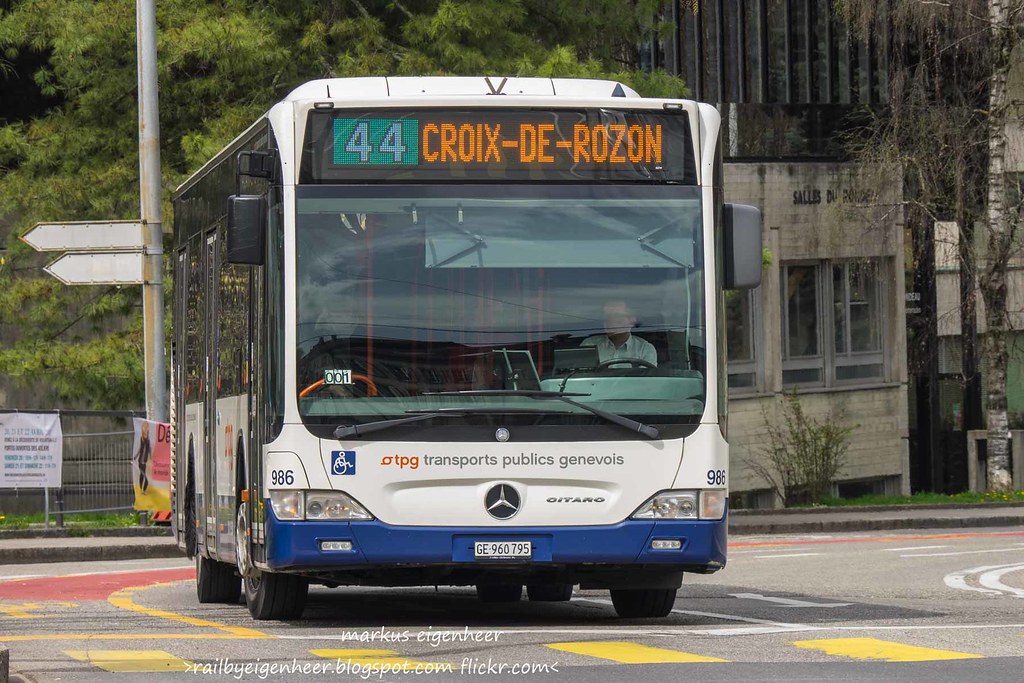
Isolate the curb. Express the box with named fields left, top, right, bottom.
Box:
left=731, top=501, right=1024, bottom=516
left=729, top=514, right=1024, bottom=535
left=0, top=527, right=172, bottom=540
left=0, top=542, right=185, bottom=566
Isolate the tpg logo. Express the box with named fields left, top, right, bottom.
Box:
left=331, top=451, right=356, bottom=476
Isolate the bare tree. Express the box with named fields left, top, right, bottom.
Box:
left=841, top=0, right=1023, bottom=491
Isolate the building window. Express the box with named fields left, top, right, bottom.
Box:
left=726, top=288, right=759, bottom=390
left=832, top=260, right=884, bottom=382
left=781, top=258, right=887, bottom=388
left=781, top=263, right=824, bottom=385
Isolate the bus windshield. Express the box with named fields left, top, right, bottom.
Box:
left=296, top=184, right=706, bottom=431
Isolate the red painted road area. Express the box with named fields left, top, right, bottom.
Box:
left=0, top=567, right=194, bottom=601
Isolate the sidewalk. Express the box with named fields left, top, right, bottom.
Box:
left=0, top=504, right=1021, bottom=565
left=0, top=533, right=181, bottom=565
left=729, top=502, right=1024, bottom=535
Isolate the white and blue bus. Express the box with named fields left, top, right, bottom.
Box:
left=171, top=76, right=761, bottom=621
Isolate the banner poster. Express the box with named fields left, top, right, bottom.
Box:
left=132, top=417, right=171, bottom=512
left=0, top=412, right=63, bottom=489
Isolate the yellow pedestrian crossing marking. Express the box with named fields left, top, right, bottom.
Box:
left=64, top=650, right=194, bottom=672
left=546, top=641, right=728, bottom=663
left=793, top=638, right=984, bottom=662
left=310, top=649, right=453, bottom=671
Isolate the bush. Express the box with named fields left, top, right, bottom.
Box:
left=748, top=390, right=856, bottom=507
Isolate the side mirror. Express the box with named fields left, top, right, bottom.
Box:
left=227, top=195, right=266, bottom=265
left=237, top=150, right=276, bottom=179
left=723, top=203, right=762, bottom=289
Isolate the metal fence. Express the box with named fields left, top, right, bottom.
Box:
left=0, top=410, right=141, bottom=519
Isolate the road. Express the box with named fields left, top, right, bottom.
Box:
left=1, top=526, right=1023, bottom=682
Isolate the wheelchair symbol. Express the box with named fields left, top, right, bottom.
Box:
left=332, top=451, right=356, bottom=476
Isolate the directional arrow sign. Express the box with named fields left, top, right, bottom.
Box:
left=21, top=220, right=144, bottom=252
left=45, top=252, right=145, bottom=285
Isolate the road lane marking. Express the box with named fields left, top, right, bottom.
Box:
left=882, top=546, right=950, bottom=552
left=12, top=621, right=1024, bottom=644
left=107, top=581, right=270, bottom=639
left=977, top=564, right=1024, bottom=597
left=731, top=531, right=1024, bottom=549
left=0, top=575, right=43, bottom=582
left=546, top=641, right=727, bottom=663
left=792, top=637, right=983, bottom=662
left=688, top=626, right=822, bottom=636
left=0, top=601, right=77, bottom=619
left=576, top=598, right=815, bottom=631
left=2, top=633, right=262, bottom=641
left=902, top=547, right=1024, bottom=557
left=729, top=593, right=851, bottom=608
left=731, top=548, right=816, bottom=555
left=55, top=565, right=193, bottom=579
left=751, top=553, right=822, bottom=559
left=943, top=564, right=1018, bottom=596
left=310, top=649, right=454, bottom=671
left=65, top=649, right=194, bottom=672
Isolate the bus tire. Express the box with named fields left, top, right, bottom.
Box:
left=196, top=554, right=240, bottom=604
left=476, top=584, right=523, bottom=603
left=244, top=570, right=308, bottom=620
left=609, top=588, right=677, bottom=618
left=526, top=583, right=573, bottom=602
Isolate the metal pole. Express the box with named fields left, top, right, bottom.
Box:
left=44, top=487, right=50, bottom=528
left=56, top=487, right=64, bottom=528
left=136, top=0, right=167, bottom=422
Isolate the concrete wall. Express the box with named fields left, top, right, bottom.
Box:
left=723, top=162, right=910, bottom=504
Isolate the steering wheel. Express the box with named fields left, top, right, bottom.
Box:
left=299, top=374, right=379, bottom=398
left=597, top=358, right=657, bottom=370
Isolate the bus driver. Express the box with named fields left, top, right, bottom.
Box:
left=581, top=300, right=657, bottom=367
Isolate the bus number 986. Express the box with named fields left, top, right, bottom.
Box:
left=707, top=469, right=726, bottom=486
left=271, top=469, right=295, bottom=486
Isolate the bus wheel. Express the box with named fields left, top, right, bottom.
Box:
left=526, top=583, right=573, bottom=602
left=609, top=588, right=677, bottom=618
left=234, top=502, right=253, bottom=579
left=476, top=584, right=523, bottom=603
left=244, top=570, right=308, bottom=620
left=196, top=554, right=240, bottom=604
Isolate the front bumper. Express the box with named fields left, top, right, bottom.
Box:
left=264, top=506, right=728, bottom=572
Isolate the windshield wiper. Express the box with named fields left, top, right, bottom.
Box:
left=428, top=390, right=660, bottom=440
left=334, top=406, right=572, bottom=439
left=334, top=412, right=459, bottom=439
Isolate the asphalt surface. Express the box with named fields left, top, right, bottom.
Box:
left=2, top=503, right=1022, bottom=566
left=1, top=524, right=1023, bottom=682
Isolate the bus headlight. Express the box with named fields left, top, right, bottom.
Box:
left=701, top=490, right=727, bottom=520
left=631, top=490, right=699, bottom=519
left=270, top=490, right=303, bottom=520
left=304, top=491, right=373, bottom=521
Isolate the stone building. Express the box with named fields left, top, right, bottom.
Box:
left=654, top=1, right=912, bottom=505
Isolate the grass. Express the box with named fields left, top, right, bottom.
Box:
left=805, top=490, right=1024, bottom=508
left=0, top=511, right=139, bottom=530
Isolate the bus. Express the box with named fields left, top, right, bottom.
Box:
left=171, top=76, right=762, bottom=621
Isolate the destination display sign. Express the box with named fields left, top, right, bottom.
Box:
left=302, top=109, right=696, bottom=183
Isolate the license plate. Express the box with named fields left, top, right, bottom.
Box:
left=474, top=541, right=532, bottom=559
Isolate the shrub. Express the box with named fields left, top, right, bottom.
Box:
left=748, top=390, right=856, bottom=507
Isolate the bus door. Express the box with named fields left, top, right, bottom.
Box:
left=203, top=229, right=219, bottom=557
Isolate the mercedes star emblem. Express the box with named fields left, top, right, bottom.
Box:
left=485, top=483, right=521, bottom=520
left=495, top=427, right=510, bottom=442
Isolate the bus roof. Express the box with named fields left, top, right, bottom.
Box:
left=284, top=77, right=641, bottom=101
